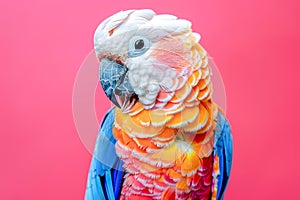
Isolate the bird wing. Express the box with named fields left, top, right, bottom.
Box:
left=212, top=111, right=233, bottom=200
left=85, top=108, right=124, bottom=200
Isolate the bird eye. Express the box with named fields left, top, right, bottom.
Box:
left=129, top=36, right=151, bottom=57
left=135, top=39, right=144, bottom=50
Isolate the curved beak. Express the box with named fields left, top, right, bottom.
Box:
left=99, top=58, right=138, bottom=112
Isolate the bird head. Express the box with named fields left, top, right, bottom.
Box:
left=95, top=9, right=206, bottom=113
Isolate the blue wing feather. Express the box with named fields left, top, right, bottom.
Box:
left=85, top=108, right=124, bottom=200
left=214, top=111, right=233, bottom=200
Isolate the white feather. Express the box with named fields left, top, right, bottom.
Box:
left=130, top=9, right=156, bottom=20
left=153, top=14, right=177, bottom=20
left=192, top=32, right=201, bottom=43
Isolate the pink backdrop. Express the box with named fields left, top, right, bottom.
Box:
left=1, top=0, right=300, bottom=199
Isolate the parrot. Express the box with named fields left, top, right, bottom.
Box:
left=85, top=9, right=233, bottom=200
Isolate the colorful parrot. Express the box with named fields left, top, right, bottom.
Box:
left=85, top=9, right=233, bottom=200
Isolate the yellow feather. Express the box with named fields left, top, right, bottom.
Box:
left=183, top=103, right=209, bottom=132
left=181, top=150, right=200, bottom=176
left=176, top=178, right=189, bottom=190
left=170, top=84, right=192, bottom=103
left=149, top=111, right=173, bottom=127
left=166, top=106, right=199, bottom=128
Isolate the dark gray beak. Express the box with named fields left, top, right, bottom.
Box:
left=99, top=58, right=138, bottom=112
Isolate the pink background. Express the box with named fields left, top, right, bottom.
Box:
left=1, top=0, right=300, bottom=199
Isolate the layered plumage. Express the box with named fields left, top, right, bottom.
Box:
left=86, top=9, right=233, bottom=200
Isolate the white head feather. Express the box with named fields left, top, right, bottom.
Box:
left=94, top=9, right=194, bottom=57
left=95, top=9, right=202, bottom=110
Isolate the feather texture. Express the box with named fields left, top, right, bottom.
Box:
left=89, top=9, right=233, bottom=200
left=85, top=109, right=124, bottom=200
left=212, top=112, right=233, bottom=200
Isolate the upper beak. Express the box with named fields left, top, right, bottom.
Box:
left=99, top=58, right=138, bottom=112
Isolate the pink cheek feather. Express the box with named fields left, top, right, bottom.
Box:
left=151, top=38, right=190, bottom=71
left=150, top=38, right=196, bottom=110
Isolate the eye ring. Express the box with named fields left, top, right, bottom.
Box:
left=129, top=36, right=151, bottom=57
